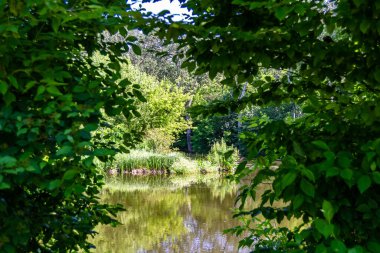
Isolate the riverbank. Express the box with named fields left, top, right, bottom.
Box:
left=102, top=172, right=230, bottom=192
left=98, top=150, right=223, bottom=176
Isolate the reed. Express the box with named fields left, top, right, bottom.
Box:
left=103, top=150, right=200, bottom=175
left=103, top=173, right=223, bottom=193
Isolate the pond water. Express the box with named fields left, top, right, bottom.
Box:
left=91, top=174, right=252, bottom=253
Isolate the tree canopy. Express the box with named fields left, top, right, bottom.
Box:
left=136, top=0, right=380, bottom=252
left=0, top=1, right=145, bottom=251
left=2, top=0, right=380, bottom=252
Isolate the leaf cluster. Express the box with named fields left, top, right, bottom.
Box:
left=138, top=0, right=380, bottom=251
left=0, top=1, right=144, bottom=252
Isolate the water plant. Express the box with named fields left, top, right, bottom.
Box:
left=208, top=138, right=239, bottom=172
left=101, top=150, right=202, bottom=175
left=169, top=156, right=198, bottom=174
left=110, top=150, right=177, bottom=173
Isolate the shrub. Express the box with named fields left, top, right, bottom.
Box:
left=0, top=1, right=137, bottom=251
left=208, top=138, right=239, bottom=171
left=197, top=159, right=219, bottom=173
left=138, top=128, right=176, bottom=153
left=169, top=155, right=198, bottom=174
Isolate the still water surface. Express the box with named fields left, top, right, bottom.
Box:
left=91, top=175, right=251, bottom=253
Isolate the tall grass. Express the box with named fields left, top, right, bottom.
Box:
left=104, top=150, right=200, bottom=174
left=110, top=150, right=177, bottom=172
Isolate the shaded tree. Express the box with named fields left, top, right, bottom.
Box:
left=0, top=1, right=144, bottom=251
left=137, top=0, right=380, bottom=251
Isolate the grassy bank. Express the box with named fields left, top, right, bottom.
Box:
left=98, top=139, right=240, bottom=176
left=99, top=150, right=219, bottom=175
left=102, top=173, right=228, bottom=193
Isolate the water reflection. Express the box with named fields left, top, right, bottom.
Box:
left=91, top=175, right=251, bottom=253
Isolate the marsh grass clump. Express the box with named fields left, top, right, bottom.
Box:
left=110, top=150, right=178, bottom=173
left=104, top=150, right=203, bottom=175
left=169, top=155, right=198, bottom=174
left=208, top=138, right=239, bottom=172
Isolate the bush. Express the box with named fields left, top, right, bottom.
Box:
left=138, top=128, right=176, bottom=153
left=197, top=159, right=219, bottom=173
left=208, top=138, right=239, bottom=171
left=0, top=1, right=137, bottom=251
left=169, top=155, right=198, bottom=174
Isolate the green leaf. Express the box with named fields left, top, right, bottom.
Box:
left=8, top=76, right=18, bottom=89
left=47, top=86, right=63, bottom=96
left=126, top=35, right=138, bottom=42
left=52, top=17, right=61, bottom=33
left=4, top=92, right=16, bottom=105
left=360, top=20, right=371, bottom=34
left=292, top=194, right=304, bottom=209
left=274, top=6, right=293, bottom=21
left=373, top=171, right=380, bottom=184
left=316, top=244, right=328, bottom=253
left=368, top=241, right=380, bottom=253
left=0, top=182, right=11, bottom=190
left=0, top=80, right=8, bottom=95
left=133, top=89, right=147, bottom=102
left=314, top=218, right=334, bottom=238
left=131, top=43, right=141, bottom=55
left=300, top=178, right=315, bottom=197
left=36, top=86, right=45, bottom=96
left=326, top=167, right=339, bottom=177
left=348, top=246, right=364, bottom=253
left=0, top=156, right=17, bottom=167
left=281, top=172, right=297, bottom=189
left=56, top=146, right=73, bottom=156
left=63, top=169, right=79, bottom=181
left=357, top=175, right=371, bottom=193
left=352, top=0, right=362, bottom=7
left=72, top=184, right=86, bottom=193
left=248, top=2, right=267, bottom=10
left=302, top=168, right=315, bottom=182
left=84, top=123, right=98, bottom=132
left=330, top=240, right=347, bottom=253
left=235, top=161, right=247, bottom=175
left=25, top=81, right=36, bottom=92
left=340, top=168, right=353, bottom=181
left=312, top=140, right=329, bottom=150
left=374, top=68, right=380, bottom=83
left=293, top=141, right=304, bottom=156
left=294, top=4, right=306, bottom=15
left=48, top=179, right=62, bottom=190
left=322, top=200, right=335, bottom=223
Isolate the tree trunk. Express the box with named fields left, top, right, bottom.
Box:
left=185, top=98, right=193, bottom=153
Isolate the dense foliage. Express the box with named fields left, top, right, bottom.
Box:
left=0, top=1, right=144, bottom=251
left=138, top=0, right=380, bottom=252
left=93, top=52, right=190, bottom=153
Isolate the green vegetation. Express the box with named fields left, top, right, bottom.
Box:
left=98, top=149, right=220, bottom=175
left=103, top=173, right=227, bottom=192
left=0, top=1, right=143, bottom=251
left=102, top=150, right=197, bottom=175
left=208, top=138, right=239, bottom=172
left=3, top=0, right=380, bottom=252
left=93, top=52, right=190, bottom=154
left=137, top=0, right=380, bottom=252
